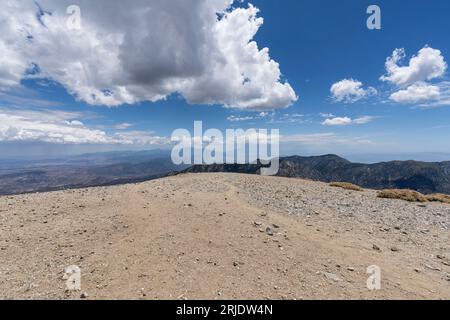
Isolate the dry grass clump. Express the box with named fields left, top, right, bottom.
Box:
left=426, top=193, right=450, bottom=204
left=330, top=182, right=363, bottom=192
left=377, top=189, right=428, bottom=203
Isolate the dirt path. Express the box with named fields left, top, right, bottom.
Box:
left=0, top=173, right=448, bottom=299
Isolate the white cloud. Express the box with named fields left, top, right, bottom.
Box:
left=390, top=82, right=441, bottom=103
left=0, top=109, right=111, bottom=144
left=322, top=116, right=374, bottom=126
left=319, top=112, right=335, bottom=118
left=113, top=131, right=170, bottom=145
left=0, top=41, right=30, bottom=88
left=0, top=1, right=297, bottom=110
left=227, top=111, right=278, bottom=122
left=265, top=113, right=305, bottom=124
left=417, top=82, right=450, bottom=108
left=65, top=120, right=84, bottom=127
left=227, top=115, right=254, bottom=122
left=352, top=116, right=375, bottom=125
left=0, top=108, right=169, bottom=145
left=114, top=123, right=133, bottom=130
left=381, top=47, right=447, bottom=86
left=322, top=117, right=350, bottom=126
left=381, top=47, right=449, bottom=106
left=330, top=79, right=377, bottom=103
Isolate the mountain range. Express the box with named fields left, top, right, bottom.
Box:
left=183, top=155, right=450, bottom=195
left=1, top=152, right=450, bottom=196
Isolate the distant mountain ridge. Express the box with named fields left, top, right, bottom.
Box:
left=183, top=155, right=450, bottom=194
left=2, top=152, right=450, bottom=196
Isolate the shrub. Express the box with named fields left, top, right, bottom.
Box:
left=377, top=189, right=428, bottom=203
left=426, top=193, right=450, bottom=204
left=330, top=182, right=363, bottom=192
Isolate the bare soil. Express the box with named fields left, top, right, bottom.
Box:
left=0, top=173, right=449, bottom=300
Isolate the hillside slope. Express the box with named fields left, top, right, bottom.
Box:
left=0, top=173, right=449, bottom=299
left=184, top=155, right=450, bottom=194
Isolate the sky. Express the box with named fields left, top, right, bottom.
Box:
left=1, top=0, right=450, bottom=161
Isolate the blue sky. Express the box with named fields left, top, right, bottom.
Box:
left=1, top=0, right=450, bottom=161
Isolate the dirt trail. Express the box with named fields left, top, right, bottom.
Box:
left=0, top=173, right=449, bottom=299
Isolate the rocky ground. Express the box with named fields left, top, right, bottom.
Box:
left=0, top=173, right=449, bottom=300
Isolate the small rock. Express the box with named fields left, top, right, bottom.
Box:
left=272, top=224, right=280, bottom=229
left=254, top=221, right=262, bottom=227
left=425, top=265, right=441, bottom=272
left=265, top=227, right=274, bottom=236
left=391, top=247, right=400, bottom=252
left=80, top=292, right=88, bottom=299
left=372, top=244, right=381, bottom=251
left=437, top=255, right=446, bottom=260
left=324, top=272, right=343, bottom=282
left=347, top=267, right=355, bottom=272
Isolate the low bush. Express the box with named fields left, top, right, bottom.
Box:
left=377, top=189, right=428, bottom=203
left=330, top=182, right=363, bottom=192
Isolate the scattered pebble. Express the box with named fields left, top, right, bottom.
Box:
left=373, top=244, right=381, bottom=251
left=324, top=272, right=343, bottom=282
left=425, top=265, right=442, bottom=272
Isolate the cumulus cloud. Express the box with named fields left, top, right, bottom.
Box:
left=380, top=46, right=449, bottom=106
left=416, top=82, right=450, bottom=108
left=322, top=116, right=374, bottom=126
left=381, top=47, right=447, bottom=86
left=0, top=108, right=169, bottom=145
left=0, top=0, right=297, bottom=110
left=330, top=79, right=377, bottom=103
left=390, top=82, right=441, bottom=103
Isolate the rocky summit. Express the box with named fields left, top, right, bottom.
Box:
left=1, top=173, right=449, bottom=300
